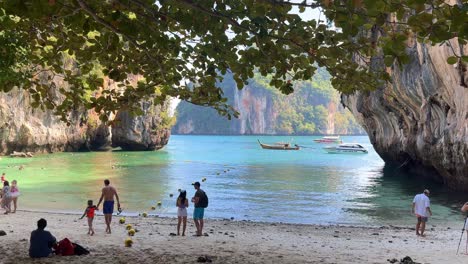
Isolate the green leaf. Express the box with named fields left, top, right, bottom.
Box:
left=447, top=56, right=458, bottom=65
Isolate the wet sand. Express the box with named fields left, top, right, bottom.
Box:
left=0, top=211, right=466, bottom=263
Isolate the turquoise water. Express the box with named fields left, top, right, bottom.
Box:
left=1, top=135, right=466, bottom=225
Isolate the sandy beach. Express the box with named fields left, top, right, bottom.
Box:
left=0, top=211, right=466, bottom=264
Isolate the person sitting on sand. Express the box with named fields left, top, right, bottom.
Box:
left=10, top=180, right=20, bottom=213
left=412, top=189, right=432, bottom=237
left=176, top=190, right=189, bottom=236
left=1, top=180, right=11, bottom=214
left=96, top=179, right=121, bottom=234
left=80, top=200, right=98, bottom=236
left=29, top=218, right=57, bottom=258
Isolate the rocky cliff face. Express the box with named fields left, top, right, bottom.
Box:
left=0, top=86, right=110, bottom=154
left=342, top=39, right=468, bottom=189
left=0, top=75, right=171, bottom=154
left=112, top=101, right=171, bottom=151
left=231, top=85, right=277, bottom=134
left=173, top=71, right=365, bottom=135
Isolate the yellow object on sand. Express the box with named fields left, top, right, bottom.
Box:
left=151, top=206, right=156, bottom=210
left=157, top=201, right=162, bottom=206
left=142, top=212, right=148, bottom=217
left=125, top=238, right=133, bottom=247
left=119, top=217, right=126, bottom=224
left=128, top=229, right=136, bottom=236
left=126, top=224, right=132, bottom=230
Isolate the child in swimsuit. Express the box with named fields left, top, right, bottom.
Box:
left=80, top=200, right=98, bottom=236
left=10, top=180, right=20, bottom=213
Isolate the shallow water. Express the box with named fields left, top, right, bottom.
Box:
left=1, top=135, right=466, bottom=226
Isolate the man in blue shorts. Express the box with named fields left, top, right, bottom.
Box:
left=97, top=179, right=121, bottom=234
left=191, top=182, right=207, bottom=236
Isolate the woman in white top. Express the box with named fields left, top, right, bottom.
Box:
left=176, top=190, right=189, bottom=236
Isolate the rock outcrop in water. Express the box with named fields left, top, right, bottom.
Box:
left=112, top=101, right=171, bottom=151
left=342, top=39, right=468, bottom=189
left=0, top=75, right=172, bottom=154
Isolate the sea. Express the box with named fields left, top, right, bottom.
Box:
left=1, top=135, right=466, bottom=226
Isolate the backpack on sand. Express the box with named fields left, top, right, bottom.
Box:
left=54, top=238, right=74, bottom=256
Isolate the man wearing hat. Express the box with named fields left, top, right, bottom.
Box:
left=412, top=189, right=432, bottom=237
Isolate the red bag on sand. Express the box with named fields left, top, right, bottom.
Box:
left=54, top=238, right=75, bottom=256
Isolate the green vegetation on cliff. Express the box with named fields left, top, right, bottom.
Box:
left=173, top=69, right=364, bottom=135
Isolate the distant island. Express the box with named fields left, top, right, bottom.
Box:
left=173, top=69, right=365, bottom=135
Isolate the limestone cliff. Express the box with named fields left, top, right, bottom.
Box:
left=0, top=75, right=171, bottom=154
left=112, top=101, right=171, bottom=151
left=0, top=84, right=110, bottom=154
left=173, top=70, right=365, bottom=135
left=342, top=39, right=468, bottom=189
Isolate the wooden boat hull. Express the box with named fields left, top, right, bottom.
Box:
left=258, top=140, right=300, bottom=150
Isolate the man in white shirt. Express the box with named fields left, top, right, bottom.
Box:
left=412, top=189, right=432, bottom=237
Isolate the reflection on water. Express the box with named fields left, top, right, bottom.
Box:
left=0, top=135, right=464, bottom=225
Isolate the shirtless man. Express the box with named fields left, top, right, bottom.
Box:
left=96, top=179, right=120, bottom=234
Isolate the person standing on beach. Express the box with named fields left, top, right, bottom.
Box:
left=10, top=180, right=20, bottom=213
left=1, top=180, right=12, bottom=214
left=412, top=189, right=432, bottom=237
left=1, top=173, right=6, bottom=183
left=176, top=190, right=189, bottom=236
left=80, top=200, right=98, bottom=236
left=191, top=182, right=208, bottom=236
left=96, top=179, right=121, bottom=234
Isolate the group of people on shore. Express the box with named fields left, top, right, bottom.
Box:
left=28, top=179, right=208, bottom=258
left=0, top=173, right=20, bottom=214
left=175, top=181, right=208, bottom=237
left=79, top=179, right=208, bottom=237
left=17, top=178, right=468, bottom=258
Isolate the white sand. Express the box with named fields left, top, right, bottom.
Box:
left=0, top=211, right=466, bottom=263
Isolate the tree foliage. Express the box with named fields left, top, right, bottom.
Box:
left=0, top=0, right=466, bottom=122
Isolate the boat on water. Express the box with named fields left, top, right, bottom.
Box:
left=313, top=136, right=342, bottom=143
left=257, top=140, right=300, bottom=150
left=323, top=143, right=368, bottom=154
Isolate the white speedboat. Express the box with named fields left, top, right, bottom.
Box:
left=313, top=136, right=342, bottom=143
left=324, top=143, right=368, bottom=154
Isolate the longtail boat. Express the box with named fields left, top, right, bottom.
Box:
left=257, top=140, right=300, bottom=150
